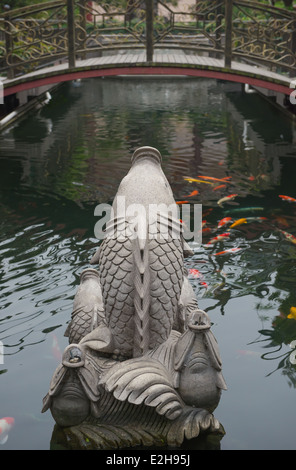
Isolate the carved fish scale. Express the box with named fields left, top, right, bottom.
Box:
left=97, top=224, right=184, bottom=358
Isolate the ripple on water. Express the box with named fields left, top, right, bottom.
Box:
left=0, top=220, right=86, bottom=355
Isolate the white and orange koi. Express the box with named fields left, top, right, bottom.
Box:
left=214, top=247, right=242, bottom=256
left=279, top=195, right=296, bottom=203
left=188, top=268, right=202, bottom=278
left=279, top=229, right=296, bottom=245
left=205, top=232, right=230, bottom=246
left=217, top=216, right=232, bottom=228
left=217, top=194, right=238, bottom=207
left=0, top=417, right=14, bottom=445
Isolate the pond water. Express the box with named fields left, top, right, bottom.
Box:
left=0, top=76, right=296, bottom=450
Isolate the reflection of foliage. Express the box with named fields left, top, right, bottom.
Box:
left=250, top=305, right=296, bottom=385
left=258, top=323, right=296, bottom=386
left=260, top=316, right=296, bottom=350
left=1, top=0, right=47, bottom=9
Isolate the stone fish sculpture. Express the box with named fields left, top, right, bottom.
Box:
left=42, top=146, right=227, bottom=449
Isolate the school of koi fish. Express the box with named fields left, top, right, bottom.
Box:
left=180, top=174, right=296, bottom=300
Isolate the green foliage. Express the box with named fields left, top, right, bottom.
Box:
left=1, top=0, right=48, bottom=10
left=2, top=0, right=180, bottom=12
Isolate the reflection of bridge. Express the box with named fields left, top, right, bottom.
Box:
left=1, top=0, right=296, bottom=98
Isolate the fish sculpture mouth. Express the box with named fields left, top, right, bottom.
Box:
left=131, top=146, right=162, bottom=165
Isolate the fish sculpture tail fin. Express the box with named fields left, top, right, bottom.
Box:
left=132, top=218, right=151, bottom=358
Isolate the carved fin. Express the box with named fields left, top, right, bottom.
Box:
left=182, top=239, right=194, bottom=257
left=90, top=247, right=100, bottom=265
left=174, top=328, right=195, bottom=371
left=79, top=324, right=114, bottom=354
left=41, top=363, right=69, bottom=412
left=133, top=216, right=151, bottom=357
left=99, top=357, right=183, bottom=420
left=204, top=330, right=224, bottom=372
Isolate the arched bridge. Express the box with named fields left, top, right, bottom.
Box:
left=1, top=0, right=296, bottom=98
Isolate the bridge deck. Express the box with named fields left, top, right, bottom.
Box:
left=2, top=50, right=294, bottom=97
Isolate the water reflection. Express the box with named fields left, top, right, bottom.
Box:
left=0, top=77, right=296, bottom=449
left=49, top=423, right=225, bottom=450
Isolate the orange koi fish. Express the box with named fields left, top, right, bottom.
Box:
left=221, top=176, right=232, bottom=181
left=176, top=200, right=189, bottom=204
left=217, top=194, right=238, bottom=207
left=188, top=268, right=202, bottom=278
left=199, top=281, right=208, bottom=288
left=217, top=217, right=232, bottom=228
left=203, top=208, right=213, bottom=217
left=279, top=195, right=296, bottom=203
left=214, top=247, right=241, bottom=256
left=188, top=269, right=208, bottom=287
left=197, top=175, right=231, bottom=183
left=205, top=232, right=230, bottom=246
left=213, top=184, right=227, bottom=191
left=185, top=190, right=199, bottom=197
left=279, top=229, right=296, bottom=245
left=229, top=218, right=247, bottom=229
left=202, top=227, right=212, bottom=234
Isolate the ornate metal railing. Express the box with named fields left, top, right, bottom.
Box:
left=231, top=1, right=296, bottom=70
left=0, top=0, right=295, bottom=79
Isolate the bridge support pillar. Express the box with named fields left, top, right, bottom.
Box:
left=146, top=0, right=154, bottom=62
left=224, top=0, right=233, bottom=69
left=67, top=0, right=76, bottom=69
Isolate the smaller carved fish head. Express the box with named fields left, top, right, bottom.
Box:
left=176, top=310, right=227, bottom=412
left=62, top=344, right=85, bottom=368
left=178, top=348, right=224, bottom=413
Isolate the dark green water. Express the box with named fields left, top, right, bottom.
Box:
left=0, top=77, right=296, bottom=450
